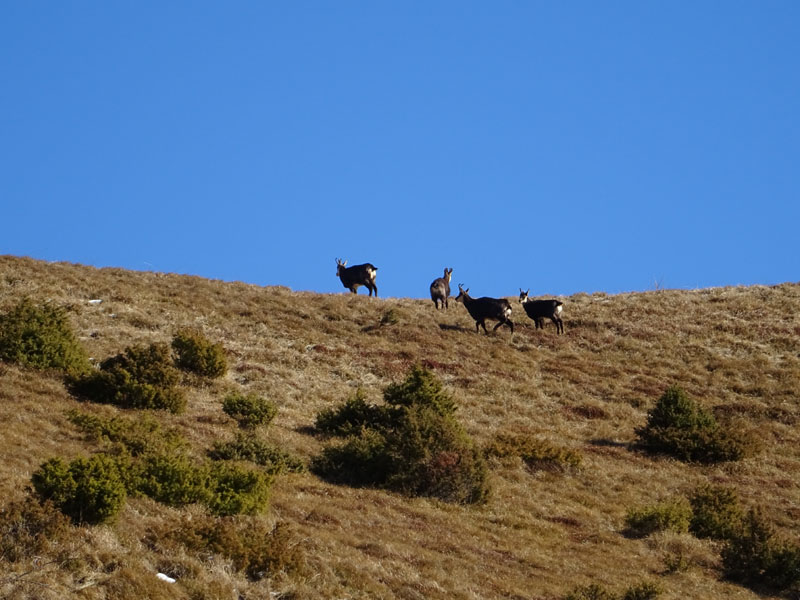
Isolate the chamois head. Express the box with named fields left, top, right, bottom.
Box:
left=454, top=284, right=470, bottom=303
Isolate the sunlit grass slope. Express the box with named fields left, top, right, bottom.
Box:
left=1, top=255, right=798, bottom=599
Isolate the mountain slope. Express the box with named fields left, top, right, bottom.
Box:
left=1, top=255, right=798, bottom=599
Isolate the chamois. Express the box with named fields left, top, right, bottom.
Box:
left=454, top=284, right=514, bottom=335
left=335, top=259, right=378, bottom=297
left=429, top=267, right=453, bottom=309
left=518, top=289, right=564, bottom=334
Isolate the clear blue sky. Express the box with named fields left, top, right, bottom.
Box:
left=2, top=2, right=798, bottom=298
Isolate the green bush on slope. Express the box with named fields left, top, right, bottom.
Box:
left=68, top=343, right=186, bottom=413
left=172, top=328, right=227, bottom=378
left=313, top=365, right=489, bottom=504
left=31, top=455, right=127, bottom=525
left=637, top=386, right=754, bottom=463
left=722, top=508, right=800, bottom=591
left=222, top=391, right=277, bottom=428
left=0, top=298, right=90, bottom=376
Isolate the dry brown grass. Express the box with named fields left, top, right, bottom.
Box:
left=1, top=254, right=798, bottom=599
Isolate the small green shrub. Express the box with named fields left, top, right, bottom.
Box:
left=130, top=453, right=207, bottom=507
left=0, top=298, right=90, bottom=376
left=383, top=364, right=457, bottom=414
left=204, top=462, right=273, bottom=516
left=637, top=386, right=752, bottom=463
left=644, top=386, right=715, bottom=431
left=312, top=365, right=489, bottom=504
left=688, top=484, right=744, bottom=540
left=172, top=329, right=227, bottom=378
left=0, top=497, right=71, bottom=562
left=624, top=498, right=692, bottom=538
left=722, top=508, right=800, bottom=590
left=69, top=343, right=186, bottom=413
left=209, top=432, right=306, bottom=474
left=222, top=391, right=277, bottom=428
left=315, top=388, right=388, bottom=436
left=31, top=455, right=127, bottom=524
left=485, top=432, right=582, bottom=472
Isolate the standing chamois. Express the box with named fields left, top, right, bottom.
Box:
left=519, top=289, right=564, bottom=334
left=429, top=267, right=453, bottom=309
left=454, top=284, right=514, bottom=335
left=335, top=259, right=378, bottom=297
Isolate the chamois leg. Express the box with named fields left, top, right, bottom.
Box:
left=493, top=319, right=514, bottom=334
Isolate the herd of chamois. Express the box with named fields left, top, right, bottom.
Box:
left=335, top=259, right=564, bottom=335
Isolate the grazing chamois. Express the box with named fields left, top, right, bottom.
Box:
left=335, top=259, right=378, bottom=296
left=429, top=267, right=453, bottom=309
left=519, top=288, right=564, bottom=334
left=454, top=284, right=514, bottom=335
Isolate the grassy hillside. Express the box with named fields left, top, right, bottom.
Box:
left=1, top=254, right=799, bottom=600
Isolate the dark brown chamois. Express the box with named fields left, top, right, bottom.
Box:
left=454, top=284, right=514, bottom=335
left=336, top=259, right=378, bottom=296
left=519, top=288, right=564, bottom=334
left=429, top=267, right=453, bottom=309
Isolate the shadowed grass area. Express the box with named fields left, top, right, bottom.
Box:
left=0, top=254, right=799, bottom=599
